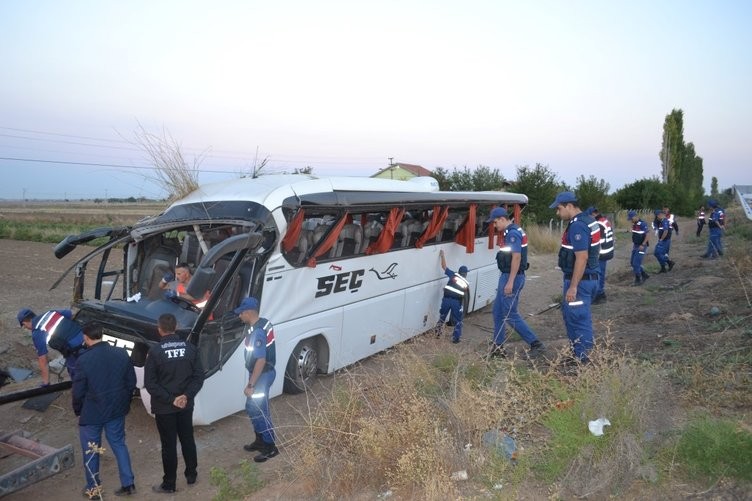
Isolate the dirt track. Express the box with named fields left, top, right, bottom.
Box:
left=1, top=220, right=749, bottom=499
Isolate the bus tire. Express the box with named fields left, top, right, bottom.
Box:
left=283, top=340, right=318, bottom=394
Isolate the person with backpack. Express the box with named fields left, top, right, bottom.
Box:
left=17, top=307, right=84, bottom=386
left=587, top=207, right=614, bottom=304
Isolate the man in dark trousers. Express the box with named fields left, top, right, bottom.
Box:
left=550, top=192, right=601, bottom=364
left=72, top=322, right=136, bottom=499
left=435, top=249, right=469, bottom=343
left=236, top=297, right=279, bottom=462
left=144, top=313, right=204, bottom=494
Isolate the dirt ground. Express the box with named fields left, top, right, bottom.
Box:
left=1, top=217, right=750, bottom=500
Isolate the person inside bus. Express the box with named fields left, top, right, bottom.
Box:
left=435, top=249, right=469, bottom=343
left=159, top=263, right=209, bottom=307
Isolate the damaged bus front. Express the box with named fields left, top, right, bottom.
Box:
left=52, top=200, right=273, bottom=424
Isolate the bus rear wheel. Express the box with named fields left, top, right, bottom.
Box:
left=284, top=340, right=318, bottom=394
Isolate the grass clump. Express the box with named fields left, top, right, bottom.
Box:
left=673, top=415, right=752, bottom=484
left=209, top=460, right=264, bottom=501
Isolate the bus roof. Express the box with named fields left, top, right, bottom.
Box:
left=171, top=175, right=527, bottom=212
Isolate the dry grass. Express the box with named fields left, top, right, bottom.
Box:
left=284, top=332, right=675, bottom=499
left=525, top=223, right=561, bottom=254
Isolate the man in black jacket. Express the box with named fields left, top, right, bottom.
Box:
left=144, top=313, right=204, bottom=494
left=73, top=322, right=136, bottom=499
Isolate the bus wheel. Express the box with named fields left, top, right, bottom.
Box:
left=284, top=340, right=318, bottom=394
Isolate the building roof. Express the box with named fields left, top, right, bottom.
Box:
left=371, top=162, right=433, bottom=178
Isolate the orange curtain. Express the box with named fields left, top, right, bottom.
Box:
left=306, top=212, right=349, bottom=267
left=454, top=204, right=477, bottom=253
left=487, top=205, right=497, bottom=249
left=366, top=207, right=404, bottom=255
left=281, top=209, right=305, bottom=253
left=415, top=206, right=448, bottom=248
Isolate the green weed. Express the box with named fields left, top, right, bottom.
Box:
left=209, top=460, right=264, bottom=501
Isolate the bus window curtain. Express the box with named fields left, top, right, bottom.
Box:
left=487, top=205, right=497, bottom=250
left=415, top=206, right=448, bottom=248
left=307, top=212, right=349, bottom=267
left=454, top=203, right=477, bottom=253
left=281, top=209, right=305, bottom=253
left=366, top=207, right=404, bottom=255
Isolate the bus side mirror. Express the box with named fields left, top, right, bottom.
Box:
left=186, top=268, right=214, bottom=299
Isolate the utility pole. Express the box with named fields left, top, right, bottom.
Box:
left=388, top=157, right=395, bottom=179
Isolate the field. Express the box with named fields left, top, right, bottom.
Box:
left=0, top=202, right=750, bottom=500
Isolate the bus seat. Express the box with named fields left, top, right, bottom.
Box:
left=140, top=246, right=179, bottom=300
left=362, top=220, right=383, bottom=252
left=313, top=222, right=335, bottom=258
left=294, top=229, right=314, bottom=264
left=440, top=214, right=463, bottom=241
left=406, top=219, right=427, bottom=246
left=333, top=224, right=363, bottom=257
left=180, top=233, right=202, bottom=267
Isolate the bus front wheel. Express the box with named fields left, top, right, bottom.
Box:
left=283, top=340, right=318, bottom=394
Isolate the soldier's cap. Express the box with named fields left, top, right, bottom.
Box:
left=549, top=191, right=577, bottom=209
left=17, top=308, right=34, bottom=326
left=486, top=207, right=509, bottom=222
left=458, top=265, right=468, bottom=276
left=234, top=297, right=260, bottom=314
left=585, top=206, right=598, bottom=215
left=627, top=210, right=637, bottom=219
left=654, top=209, right=664, bottom=215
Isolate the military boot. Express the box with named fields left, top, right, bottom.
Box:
left=641, top=270, right=650, bottom=282
left=243, top=432, right=265, bottom=452
left=631, top=275, right=642, bottom=286
left=253, top=442, right=279, bottom=463
left=668, top=260, right=675, bottom=271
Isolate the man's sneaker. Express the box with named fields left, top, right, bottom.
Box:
left=528, top=342, right=546, bottom=359
left=151, top=484, right=176, bottom=494
left=253, top=443, right=279, bottom=463
left=114, top=484, right=136, bottom=496
left=668, top=260, right=675, bottom=271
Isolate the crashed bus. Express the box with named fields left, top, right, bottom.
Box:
left=52, top=175, right=527, bottom=424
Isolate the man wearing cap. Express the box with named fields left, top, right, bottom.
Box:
left=550, top=192, right=601, bottom=363
left=435, top=249, right=469, bottom=344
left=587, top=207, right=614, bottom=304
left=696, top=205, right=706, bottom=237
left=235, top=297, right=279, bottom=462
left=702, top=200, right=725, bottom=258
left=144, top=313, right=204, bottom=494
left=653, top=209, right=675, bottom=273
left=17, top=307, right=85, bottom=386
left=487, top=207, right=545, bottom=358
left=628, top=211, right=650, bottom=286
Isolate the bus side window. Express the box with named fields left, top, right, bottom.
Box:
left=313, top=219, right=335, bottom=259
left=440, top=213, right=463, bottom=241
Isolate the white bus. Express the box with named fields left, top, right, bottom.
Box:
left=52, top=175, right=527, bottom=424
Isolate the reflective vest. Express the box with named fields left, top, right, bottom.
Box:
left=244, top=317, right=276, bottom=372
left=697, top=210, right=705, bottom=221
left=496, top=224, right=528, bottom=273
left=657, top=218, right=672, bottom=241
left=558, top=215, right=600, bottom=274
left=595, top=215, right=614, bottom=261
left=444, top=271, right=469, bottom=299
left=631, top=219, right=649, bottom=246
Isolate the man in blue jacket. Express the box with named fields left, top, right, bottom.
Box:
left=18, top=307, right=84, bottom=386
left=72, top=322, right=136, bottom=499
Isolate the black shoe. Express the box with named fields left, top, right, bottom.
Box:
left=114, top=484, right=136, bottom=496
left=452, top=337, right=460, bottom=344
left=186, top=476, right=197, bottom=486
left=528, top=342, right=546, bottom=358
left=668, top=260, right=675, bottom=271
left=631, top=278, right=642, bottom=287
left=253, top=443, right=279, bottom=463
left=151, top=483, right=176, bottom=494
left=641, top=271, right=650, bottom=281
left=658, top=268, right=667, bottom=273
left=243, top=433, right=265, bottom=452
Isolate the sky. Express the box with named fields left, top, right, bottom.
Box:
left=1, top=0, right=751, bottom=200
